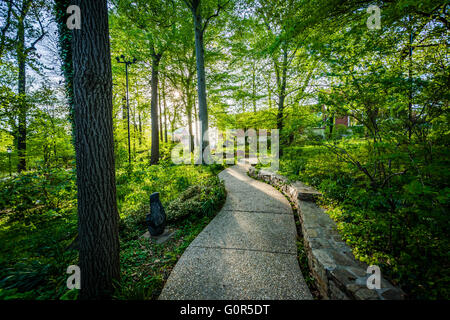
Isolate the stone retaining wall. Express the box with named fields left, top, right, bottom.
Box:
left=248, top=166, right=405, bottom=300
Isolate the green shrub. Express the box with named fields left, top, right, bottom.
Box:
left=166, top=177, right=226, bottom=222
left=115, top=175, right=226, bottom=300
left=279, top=141, right=450, bottom=299
left=0, top=161, right=225, bottom=300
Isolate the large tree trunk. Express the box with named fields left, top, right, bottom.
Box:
left=71, top=0, right=120, bottom=299
left=192, top=6, right=209, bottom=157
left=150, top=52, right=161, bottom=164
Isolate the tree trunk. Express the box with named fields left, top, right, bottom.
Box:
left=276, top=47, right=288, bottom=132
left=187, top=89, right=194, bottom=152
left=192, top=7, right=209, bottom=157
left=162, top=77, right=168, bottom=143
left=71, top=0, right=120, bottom=299
left=158, top=76, right=163, bottom=142
left=158, top=98, right=163, bottom=142
left=138, top=110, right=142, bottom=146
left=268, top=87, right=272, bottom=109
left=122, top=96, right=127, bottom=121
left=132, top=104, right=137, bottom=157
left=185, top=82, right=195, bottom=152
left=408, top=20, right=413, bottom=141
left=170, top=118, right=176, bottom=142
left=252, top=62, right=256, bottom=113
left=150, top=52, right=161, bottom=164
left=193, top=92, right=198, bottom=144
left=170, top=104, right=177, bottom=142
left=17, top=5, right=27, bottom=173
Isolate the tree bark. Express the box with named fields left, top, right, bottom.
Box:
left=71, top=0, right=120, bottom=299
left=150, top=52, right=161, bottom=164
left=191, top=2, right=209, bottom=157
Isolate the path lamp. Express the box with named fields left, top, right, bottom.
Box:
left=7, top=146, right=11, bottom=177
left=115, top=55, right=137, bottom=165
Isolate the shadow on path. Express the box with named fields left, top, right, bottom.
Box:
left=159, top=163, right=312, bottom=300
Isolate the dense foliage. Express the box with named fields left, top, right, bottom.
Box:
left=280, top=141, right=449, bottom=299
left=0, top=163, right=225, bottom=299
left=0, top=0, right=447, bottom=300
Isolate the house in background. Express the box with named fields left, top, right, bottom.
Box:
left=312, top=106, right=359, bottom=137
left=334, top=115, right=351, bottom=127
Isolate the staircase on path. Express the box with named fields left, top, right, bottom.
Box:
left=159, top=163, right=312, bottom=300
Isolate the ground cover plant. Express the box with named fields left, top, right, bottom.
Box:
left=0, top=162, right=225, bottom=299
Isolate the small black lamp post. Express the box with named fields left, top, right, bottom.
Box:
left=115, top=55, right=137, bottom=165
left=7, top=146, right=11, bottom=177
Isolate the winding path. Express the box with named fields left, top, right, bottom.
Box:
left=159, top=162, right=312, bottom=300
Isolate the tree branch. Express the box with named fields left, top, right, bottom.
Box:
left=324, top=142, right=376, bottom=185
left=202, top=0, right=230, bottom=33
left=0, top=0, right=13, bottom=58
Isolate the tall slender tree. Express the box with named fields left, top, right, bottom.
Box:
left=183, top=0, right=230, bottom=158
left=114, top=0, right=176, bottom=165
left=8, top=0, right=47, bottom=172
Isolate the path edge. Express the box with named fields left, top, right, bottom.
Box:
left=248, top=166, right=405, bottom=300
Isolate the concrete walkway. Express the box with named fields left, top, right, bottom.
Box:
left=159, top=163, right=312, bottom=300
